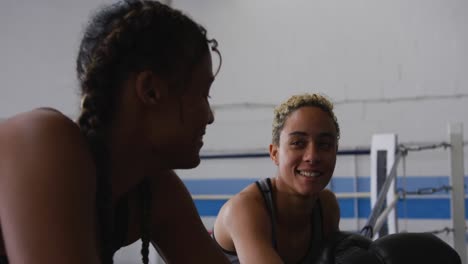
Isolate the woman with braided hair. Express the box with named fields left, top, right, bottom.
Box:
left=0, top=1, right=229, bottom=263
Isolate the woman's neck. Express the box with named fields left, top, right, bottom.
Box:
left=272, top=177, right=318, bottom=227
left=107, top=121, right=164, bottom=203
left=108, top=146, right=147, bottom=203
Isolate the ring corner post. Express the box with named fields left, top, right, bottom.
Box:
left=448, top=123, right=467, bottom=264
left=370, top=134, right=398, bottom=238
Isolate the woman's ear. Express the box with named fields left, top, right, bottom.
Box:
left=269, top=144, right=279, bottom=166
left=135, top=71, right=169, bottom=105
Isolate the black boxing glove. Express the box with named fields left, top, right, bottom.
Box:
left=368, top=232, right=461, bottom=264
left=315, top=231, right=379, bottom=264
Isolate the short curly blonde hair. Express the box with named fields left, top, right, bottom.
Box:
left=272, top=93, right=340, bottom=145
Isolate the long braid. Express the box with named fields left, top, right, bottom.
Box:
left=77, top=3, right=154, bottom=261
left=140, top=178, right=152, bottom=264
left=78, top=95, right=114, bottom=264
left=76, top=1, right=220, bottom=263
left=78, top=7, right=129, bottom=262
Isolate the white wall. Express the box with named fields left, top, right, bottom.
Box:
left=1, top=0, right=468, bottom=262
left=1, top=0, right=466, bottom=151
left=171, top=0, right=468, bottom=151
left=0, top=0, right=119, bottom=118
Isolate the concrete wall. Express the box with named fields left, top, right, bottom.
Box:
left=1, top=0, right=467, bottom=263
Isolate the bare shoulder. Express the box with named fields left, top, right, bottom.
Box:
left=0, top=108, right=95, bottom=187
left=0, top=108, right=80, bottom=140
left=0, top=109, right=99, bottom=263
left=214, top=182, right=284, bottom=263
left=214, top=182, right=270, bottom=242
left=224, top=182, right=265, bottom=218
left=318, top=189, right=340, bottom=236
left=0, top=109, right=95, bottom=198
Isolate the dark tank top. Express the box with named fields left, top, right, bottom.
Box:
left=213, top=178, right=325, bottom=264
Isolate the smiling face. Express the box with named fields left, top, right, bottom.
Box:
left=140, top=52, right=215, bottom=169
left=270, top=106, right=337, bottom=196
left=172, top=52, right=215, bottom=167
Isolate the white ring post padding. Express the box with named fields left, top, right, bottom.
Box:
left=370, top=134, right=398, bottom=238
left=365, top=151, right=402, bottom=233
left=448, top=123, right=467, bottom=264
left=373, top=195, right=400, bottom=236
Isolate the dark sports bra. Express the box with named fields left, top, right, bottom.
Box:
left=112, top=190, right=131, bottom=252
left=213, top=178, right=324, bottom=264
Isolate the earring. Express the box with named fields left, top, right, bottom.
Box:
left=80, top=94, right=89, bottom=109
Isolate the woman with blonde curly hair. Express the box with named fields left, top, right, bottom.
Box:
left=212, top=93, right=341, bottom=264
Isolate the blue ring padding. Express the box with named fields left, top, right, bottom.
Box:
left=184, top=176, right=462, bottom=195
left=194, top=198, right=458, bottom=219
left=187, top=176, right=467, bottom=219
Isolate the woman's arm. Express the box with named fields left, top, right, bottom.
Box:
left=149, top=170, right=229, bottom=264
left=215, top=191, right=284, bottom=264
left=0, top=111, right=100, bottom=263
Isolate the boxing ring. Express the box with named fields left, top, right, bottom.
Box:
left=115, top=123, right=467, bottom=264
left=184, top=123, right=467, bottom=263
left=360, top=123, right=466, bottom=263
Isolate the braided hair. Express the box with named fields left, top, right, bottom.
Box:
left=76, top=1, right=220, bottom=263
